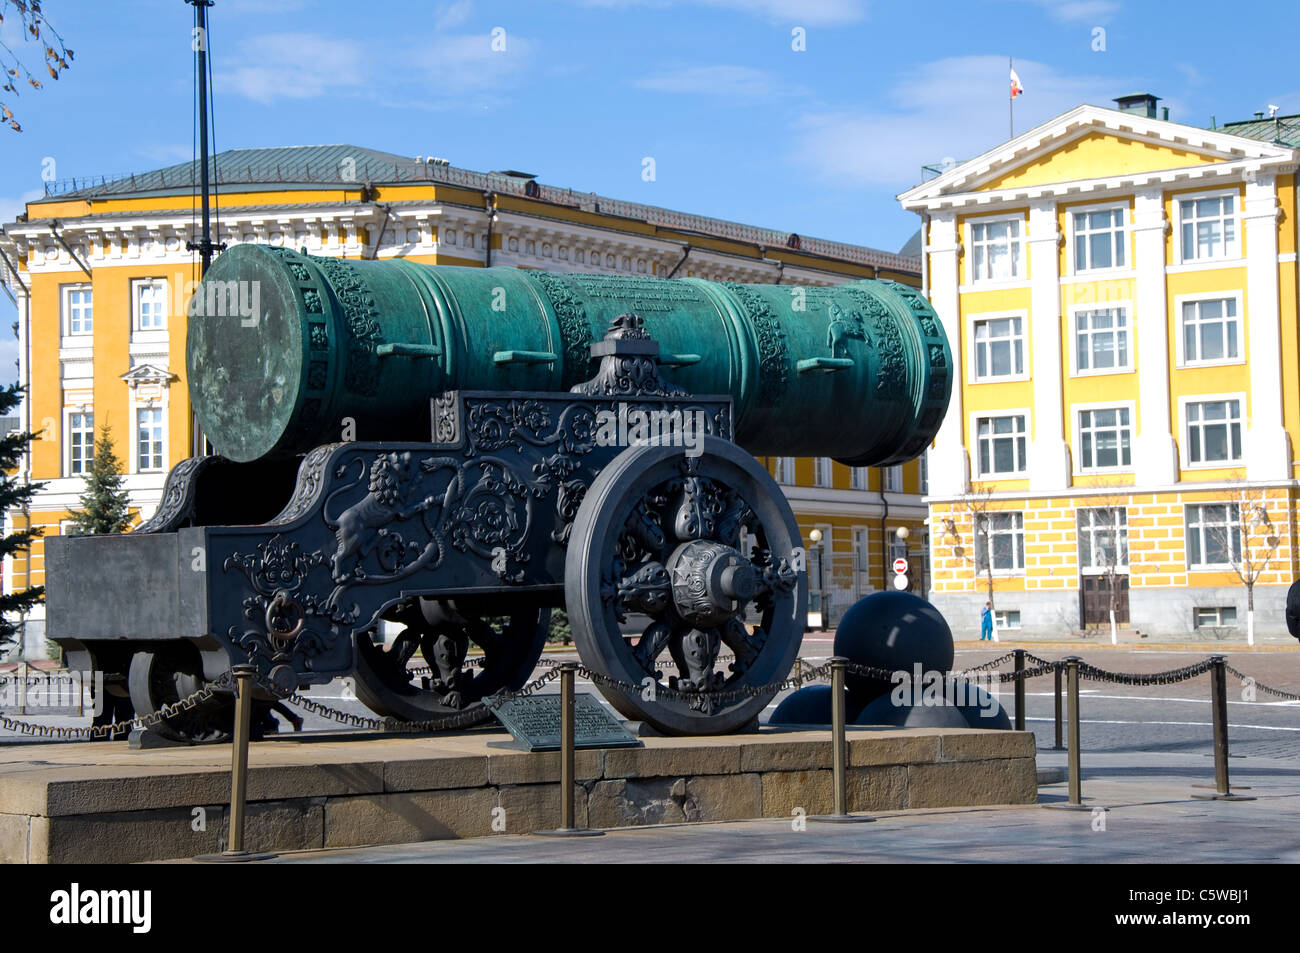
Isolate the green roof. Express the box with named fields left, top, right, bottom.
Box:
left=1219, top=114, right=1300, bottom=148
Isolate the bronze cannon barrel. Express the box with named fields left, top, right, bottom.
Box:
left=187, top=244, right=951, bottom=465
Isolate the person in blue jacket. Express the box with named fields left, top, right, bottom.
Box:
left=980, top=602, right=994, bottom=641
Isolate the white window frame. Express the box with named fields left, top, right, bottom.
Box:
left=1185, top=503, right=1242, bottom=570
left=849, top=466, right=868, bottom=490
left=61, top=283, right=93, bottom=339
left=1073, top=400, right=1136, bottom=475
left=774, top=457, right=795, bottom=485
left=971, top=409, right=1030, bottom=479
left=974, top=511, right=1026, bottom=575
left=852, top=525, right=871, bottom=584
left=919, top=452, right=928, bottom=495
left=131, top=278, right=169, bottom=338
left=994, top=609, right=1021, bottom=630
left=888, top=529, right=908, bottom=565
left=1069, top=300, right=1133, bottom=377
left=965, top=212, right=1025, bottom=285
left=1077, top=506, right=1129, bottom=574
left=967, top=309, right=1029, bottom=383
left=1179, top=393, right=1246, bottom=470
left=133, top=404, right=167, bottom=473
left=813, top=457, right=832, bottom=488
left=1174, top=188, right=1242, bottom=264
left=65, top=408, right=94, bottom=477
left=1174, top=291, right=1245, bottom=369
left=882, top=465, right=903, bottom=492
left=1068, top=203, right=1129, bottom=275
left=1194, top=606, right=1238, bottom=629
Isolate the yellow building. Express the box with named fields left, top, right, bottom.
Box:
left=0, top=144, right=926, bottom=654
left=900, top=96, right=1300, bottom=640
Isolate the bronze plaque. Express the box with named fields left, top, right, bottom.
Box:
left=493, top=692, right=642, bottom=751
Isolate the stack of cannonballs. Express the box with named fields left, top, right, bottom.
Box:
left=769, top=590, right=1010, bottom=730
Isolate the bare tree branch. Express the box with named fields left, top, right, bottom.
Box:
left=0, top=0, right=74, bottom=132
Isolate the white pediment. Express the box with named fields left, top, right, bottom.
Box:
left=120, top=363, right=177, bottom=387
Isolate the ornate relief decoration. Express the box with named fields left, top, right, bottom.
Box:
left=721, top=282, right=789, bottom=405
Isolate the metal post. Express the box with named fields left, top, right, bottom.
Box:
left=534, top=661, right=603, bottom=836
left=810, top=657, right=873, bottom=823
left=1066, top=656, right=1081, bottom=805
left=1053, top=662, right=1064, bottom=750
left=1013, top=648, right=1026, bottom=732
left=196, top=665, right=275, bottom=861
left=1193, top=655, right=1255, bottom=801
left=560, top=661, right=576, bottom=830
left=831, top=657, right=847, bottom=815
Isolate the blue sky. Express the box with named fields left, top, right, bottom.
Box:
left=2, top=0, right=1298, bottom=382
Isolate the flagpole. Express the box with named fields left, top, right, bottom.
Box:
left=1009, top=57, right=1013, bottom=139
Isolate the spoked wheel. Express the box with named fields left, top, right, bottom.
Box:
left=352, top=599, right=551, bottom=726
left=128, top=647, right=241, bottom=744
left=566, top=436, right=806, bottom=735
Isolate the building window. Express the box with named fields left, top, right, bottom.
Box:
left=972, top=315, right=1025, bottom=380
left=969, top=218, right=1022, bottom=282
left=975, top=512, right=1025, bottom=573
left=1073, top=207, right=1126, bottom=272
left=774, top=457, right=795, bottom=485
left=888, top=530, right=908, bottom=564
left=1185, top=399, right=1243, bottom=465
left=133, top=279, right=167, bottom=332
left=1074, top=307, right=1130, bottom=373
left=1181, top=297, right=1240, bottom=365
left=853, top=527, right=870, bottom=576
left=1186, top=503, right=1241, bottom=568
left=994, top=609, right=1021, bottom=630
left=813, top=457, right=832, bottom=488
left=1179, top=193, right=1238, bottom=262
left=919, top=452, right=928, bottom=495
left=1078, top=507, right=1128, bottom=570
left=1194, top=606, right=1237, bottom=628
left=850, top=466, right=867, bottom=490
left=68, top=411, right=93, bottom=476
left=975, top=414, right=1028, bottom=477
left=63, top=285, right=93, bottom=336
left=1078, top=407, right=1132, bottom=471
left=137, top=407, right=164, bottom=472
left=883, top=465, right=902, bottom=492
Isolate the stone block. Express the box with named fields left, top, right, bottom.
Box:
left=485, top=749, right=602, bottom=786
left=740, top=739, right=832, bottom=774
left=495, top=783, right=589, bottom=833
left=848, top=765, right=908, bottom=812
left=0, top=813, right=30, bottom=863
left=937, top=731, right=1035, bottom=762
left=587, top=778, right=688, bottom=829
left=604, top=743, right=741, bottom=780
left=760, top=769, right=833, bottom=818
left=325, top=788, right=496, bottom=847
left=37, top=804, right=230, bottom=863
left=906, top=758, right=1038, bottom=808
left=384, top=756, right=489, bottom=792
left=683, top=774, right=761, bottom=822
left=848, top=733, right=941, bottom=766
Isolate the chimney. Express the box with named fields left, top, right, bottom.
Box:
left=1114, top=93, right=1161, bottom=118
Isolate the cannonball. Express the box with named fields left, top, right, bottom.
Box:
left=833, top=590, right=954, bottom=709
left=768, top=684, right=861, bottom=726
left=853, top=678, right=1011, bottom=730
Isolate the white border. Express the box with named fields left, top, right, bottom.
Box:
left=1071, top=399, right=1138, bottom=476
left=1172, top=186, right=1243, bottom=265
left=966, top=308, right=1030, bottom=384
left=969, top=408, right=1032, bottom=479
left=130, top=276, right=170, bottom=343
left=1067, top=299, right=1135, bottom=377
left=1177, top=391, right=1248, bottom=471
left=1075, top=502, right=1130, bottom=575
left=963, top=211, right=1026, bottom=287
left=1172, top=290, right=1246, bottom=369
left=1183, top=500, right=1242, bottom=570
left=1064, top=201, right=1131, bottom=277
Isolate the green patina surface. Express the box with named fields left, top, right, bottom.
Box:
left=188, top=245, right=951, bottom=465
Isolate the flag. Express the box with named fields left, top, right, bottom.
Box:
left=1010, top=67, right=1024, bottom=99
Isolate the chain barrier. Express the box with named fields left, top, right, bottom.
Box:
left=1224, top=663, right=1300, bottom=702
left=1075, top=658, right=1216, bottom=686
left=950, top=651, right=1018, bottom=676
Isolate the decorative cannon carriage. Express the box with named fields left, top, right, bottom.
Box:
left=45, top=245, right=951, bottom=741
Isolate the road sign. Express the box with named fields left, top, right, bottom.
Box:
left=893, top=557, right=908, bottom=574
left=892, top=573, right=909, bottom=590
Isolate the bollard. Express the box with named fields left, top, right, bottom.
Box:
left=1043, top=656, right=1093, bottom=810
left=1053, top=662, right=1064, bottom=751
left=1013, top=649, right=1026, bottom=732
left=810, top=657, right=874, bottom=823
left=534, top=662, right=603, bottom=836
left=196, top=665, right=275, bottom=861
left=1192, top=655, right=1255, bottom=801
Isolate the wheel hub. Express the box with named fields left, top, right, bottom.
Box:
left=666, top=539, right=757, bottom=628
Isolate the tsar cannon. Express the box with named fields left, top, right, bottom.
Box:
left=44, top=245, right=951, bottom=742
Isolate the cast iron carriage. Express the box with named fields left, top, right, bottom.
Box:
left=45, top=245, right=951, bottom=741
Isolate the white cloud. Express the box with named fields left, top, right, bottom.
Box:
left=435, top=0, right=475, bottom=29
left=572, top=0, right=866, bottom=25
left=1006, top=0, right=1120, bottom=23
left=790, top=55, right=1122, bottom=190
left=635, top=64, right=801, bottom=100
left=216, top=33, right=368, bottom=104
left=0, top=188, right=44, bottom=227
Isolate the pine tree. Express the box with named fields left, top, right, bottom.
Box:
left=0, top=383, right=46, bottom=650
left=67, top=423, right=133, bottom=536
